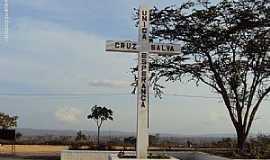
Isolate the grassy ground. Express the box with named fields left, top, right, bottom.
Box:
left=0, top=145, right=67, bottom=154
left=0, top=145, right=68, bottom=160
left=1, top=145, right=269, bottom=159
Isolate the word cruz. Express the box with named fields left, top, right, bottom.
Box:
left=113, top=41, right=177, bottom=53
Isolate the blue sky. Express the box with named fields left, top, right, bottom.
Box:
left=0, top=0, right=269, bottom=135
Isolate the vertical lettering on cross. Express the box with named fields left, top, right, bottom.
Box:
left=137, top=6, right=150, bottom=159
left=138, top=6, right=149, bottom=111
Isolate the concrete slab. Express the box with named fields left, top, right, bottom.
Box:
left=109, top=153, right=178, bottom=160
left=61, top=150, right=124, bottom=160
left=61, top=150, right=231, bottom=160
left=166, top=151, right=230, bottom=160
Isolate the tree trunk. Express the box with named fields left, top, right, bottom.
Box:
left=236, top=129, right=247, bottom=154
left=97, top=126, right=100, bottom=146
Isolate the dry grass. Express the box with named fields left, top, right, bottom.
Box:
left=0, top=145, right=68, bottom=154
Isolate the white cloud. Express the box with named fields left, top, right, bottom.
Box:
left=88, top=80, right=131, bottom=88
left=55, top=107, right=82, bottom=124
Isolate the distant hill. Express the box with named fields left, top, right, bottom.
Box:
left=17, top=128, right=134, bottom=137
left=16, top=128, right=268, bottom=138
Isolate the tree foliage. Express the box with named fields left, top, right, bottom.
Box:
left=138, top=0, right=270, bottom=152
left=75, top=130, right=87, bottom=141
left=124, top=136, right=136, bottom=145
left=0, top=112, right=18, bottom=129
left=15, top=132, right=22, bottom=139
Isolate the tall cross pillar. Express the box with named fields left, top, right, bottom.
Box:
left=136, top=6, right=150, bottom=159
left=105, top=5, right=181, bottom=159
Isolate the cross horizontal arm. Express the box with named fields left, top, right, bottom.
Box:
left=105, top=40, right=181, bottom=55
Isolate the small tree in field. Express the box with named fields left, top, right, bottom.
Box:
left=87, top=105, right=113, bottom=145
left=133, top=0, right=270, bottom=153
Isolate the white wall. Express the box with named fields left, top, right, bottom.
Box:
left=61, top=150, right=134, bottom=160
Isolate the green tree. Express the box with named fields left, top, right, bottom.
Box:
left=15, top=132, right=23, bottom=140
left=87, top=105, right=113, bottom=145
left=137, top=0, right=270, bottom=153
left=0, top=112, right=18, bottom=129
left=75, top=130, right=87, bottom=142
left=149, top=134, right=160, bottom=146
left=124, top=136, right=136, bottom=145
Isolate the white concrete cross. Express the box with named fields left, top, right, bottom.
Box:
left=105, top=6, right=181, bottom=159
